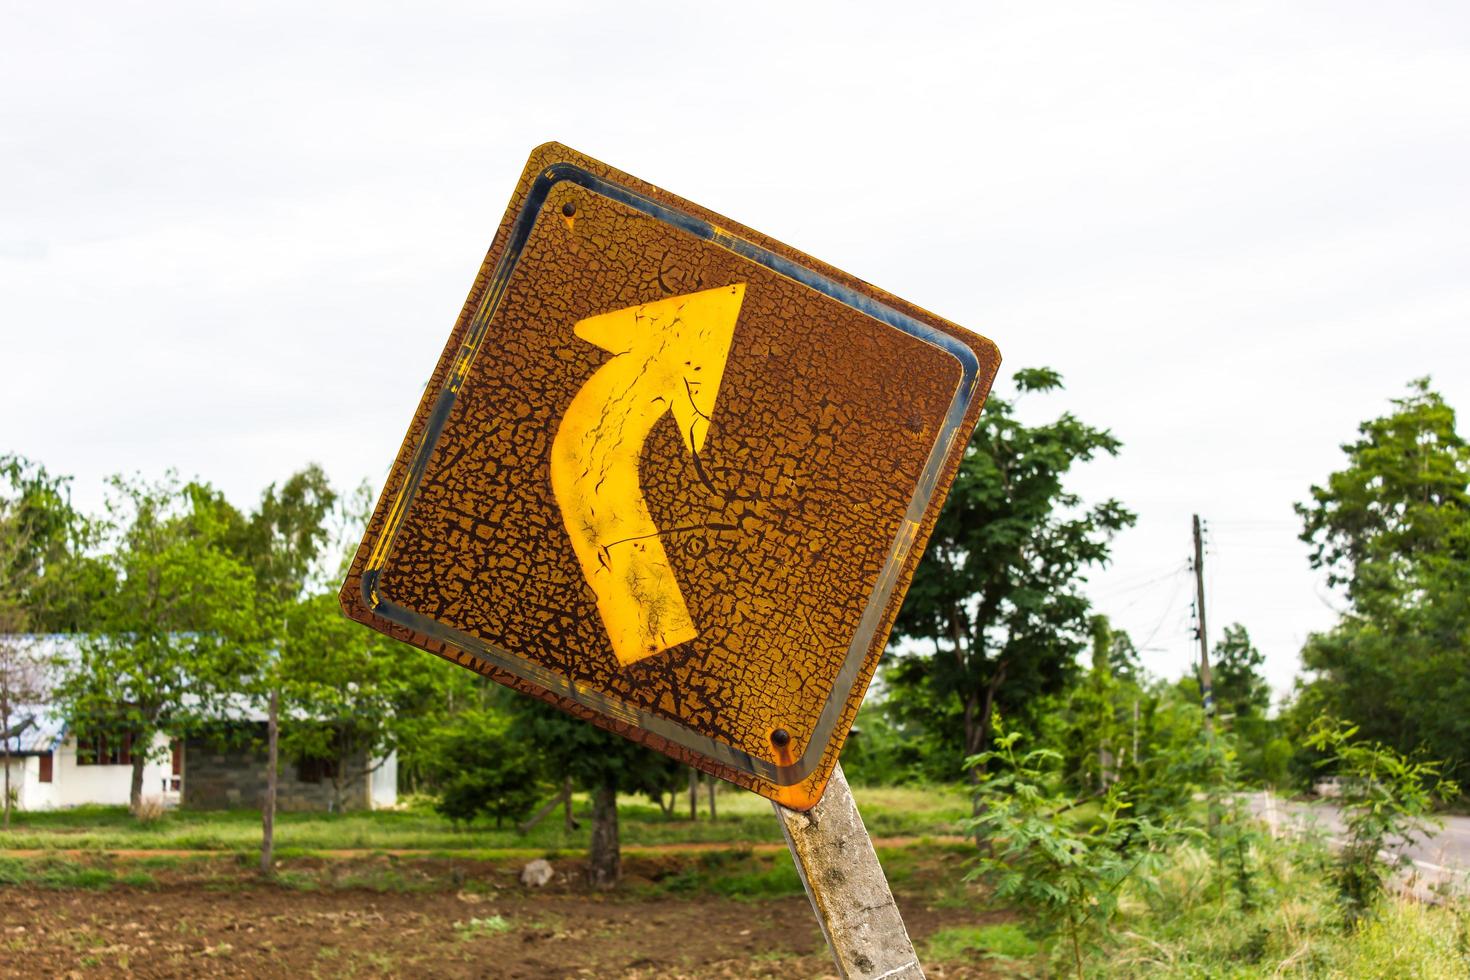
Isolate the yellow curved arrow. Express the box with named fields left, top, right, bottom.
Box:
left=550, top=283, right=746, bottom=666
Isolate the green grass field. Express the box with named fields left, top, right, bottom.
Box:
left=5, top=789, right=1468, bottom=977
left=0, top=783, right=969, bottom=854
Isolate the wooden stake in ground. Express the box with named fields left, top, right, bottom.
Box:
left=773, top=763, right=924, bottom=980
left=260, top=686, right=278, bottom=875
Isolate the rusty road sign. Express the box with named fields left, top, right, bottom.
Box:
left=340, top=143, right=1000, bottom=809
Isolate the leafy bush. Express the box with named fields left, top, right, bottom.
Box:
left=421, top=707, right=545, bottom=830
left=964, top=728, right=1182, bottom=979
left=1304, top=716, right=1460, bottom=925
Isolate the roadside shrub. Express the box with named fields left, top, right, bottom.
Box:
left=1304, top=716, right=1459, bottom=926
left=965, top=727, right=1184, bottom=979
left=422, top=708, right=545, bottom=830
left=1261, top=736, right=1294, bottom=789
left=132, top=795, right=166, bottom=823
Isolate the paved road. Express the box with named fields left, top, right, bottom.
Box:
left=1249, top=791, right=1470, bottom=900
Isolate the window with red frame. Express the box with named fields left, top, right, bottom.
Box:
left=76, top=732, right=134, bottom=766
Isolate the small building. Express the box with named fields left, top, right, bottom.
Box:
left=1, top=637, right=396, bottom=812
left=181, top=716, right=396, bottom=812
left=1, top=708, right=177, bottom=811
left=1, top=705, right=396, bottom=812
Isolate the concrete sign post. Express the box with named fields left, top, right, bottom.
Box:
left=339, top=143, right=999, bottom=969
left=776, top=763, right=924, bottom=979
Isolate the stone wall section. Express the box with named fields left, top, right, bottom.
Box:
left=181, top=725, right=373, bottom=811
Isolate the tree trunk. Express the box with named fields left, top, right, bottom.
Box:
left=2, top=690, right=11, bottom=830
left=129, top=745, right=146, bottom=813
left=587, top=780, right=620, bottom=889
left=563, top=776, right=577, bottom=831
left=968, top=661, right=1010, bottom=824
left=961, top=693, right=981, bottom=783
left=974, top=659, right=1009, bottom=758
left=261, top=687, right=278, bottom=876
left=688, top=767, right=698, bottom=820
left=707, top=774, right=716, bottom=820
left=2, top=696, right=11, bottom=829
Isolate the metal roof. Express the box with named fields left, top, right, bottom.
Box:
left=0, top=706, right=64, bottom=755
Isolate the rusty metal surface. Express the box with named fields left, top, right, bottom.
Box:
left=339, top=144, right=1000, bottom=809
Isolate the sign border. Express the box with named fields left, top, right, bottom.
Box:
left=343, top=144, right=1001, bottom=808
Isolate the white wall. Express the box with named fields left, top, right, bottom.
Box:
left=369, top=753, right=397, bottom=810
left=2, top=757, right=34, bottom=811
left=46, top=733, right=173, bottom=809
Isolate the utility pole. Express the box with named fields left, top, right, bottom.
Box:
left=1192, top=514, right=1215, bottom=736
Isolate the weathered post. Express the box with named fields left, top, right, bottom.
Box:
left=774, top=764, right=924, bottom=979
left=260, top=686, right=278, bottom=875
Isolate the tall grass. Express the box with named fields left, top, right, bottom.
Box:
left=1102, top=836, right=1470, bottom=978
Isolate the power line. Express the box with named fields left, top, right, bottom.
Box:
left=1091, top=564, right=1190, bottom=601
left=1136, top=567, right=1193, bottom=651
left=1106, top=568, right=1193, bottom=616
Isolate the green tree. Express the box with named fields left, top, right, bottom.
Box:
left=1, top=455, right=93, bottom=828
left=224, top=467, right=336, bottom=872
left=0, top=454, right=104, bottom=631
left=509, top=697, right=683, bottom=887
left=230, top=465, right=338, bottom=608
left=53, top=475, right=259, bottom=811
left=1055, top=616, right=1139, bottom=794
left=837, top=700, right=927, bottom=786
left=1211, top=623, right=1270, bottom=721
left=887, top=368, right=1135, bottom=778
left=1297, top=378, right=1468, bottom=612
left=1105, top=626, right=1144, bottom=686
left=395, top=661, right=493, bottom=796
left=0, top=495, right=45, bottom=827
left=1207, top=623, right=1281, bottom=786
left=423, top=705, right=544, bottom=829
left=1294, top=379, right=1470, bottom=779
left=275, top=591, right=437, bottom=810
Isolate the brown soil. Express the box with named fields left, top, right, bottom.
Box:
left=0, top=852, right=1015, bottom=979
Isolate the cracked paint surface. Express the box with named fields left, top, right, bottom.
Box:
left=339, top=144, right=1001, bottom=809
left=550, top=284, right=745, bottom=665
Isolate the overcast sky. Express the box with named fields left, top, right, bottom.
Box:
left=4, top=1, right=1467, bottom=697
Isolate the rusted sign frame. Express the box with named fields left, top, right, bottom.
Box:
left=341, top=144, right=999, bottom=808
